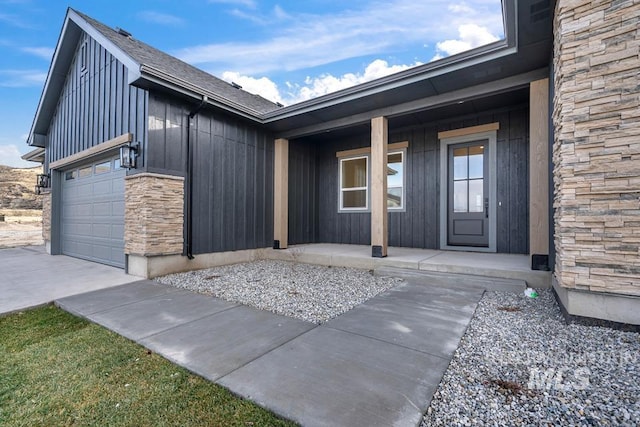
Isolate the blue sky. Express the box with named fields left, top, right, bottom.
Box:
left=0, top=0, right=503, bottom=167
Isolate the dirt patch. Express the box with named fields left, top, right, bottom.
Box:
left=0, top=220, right=43, bottom=248
left=0, top=165, right=43, bottom=210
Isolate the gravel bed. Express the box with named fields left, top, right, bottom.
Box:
left=422, top=289, right=640, bottom=426
left=155, top=260, right=403, bottom=324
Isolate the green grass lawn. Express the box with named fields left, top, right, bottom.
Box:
left=0, top=305, right=296, bottom=426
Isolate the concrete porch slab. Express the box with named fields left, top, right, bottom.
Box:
left=139, top=306, right=316, bottom=381
left=219, top=326, right=451, bottom=427
left=265, top=244, right=551, bottom=288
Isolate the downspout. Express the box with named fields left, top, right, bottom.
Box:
left=184, top=95, right=208, bottom=260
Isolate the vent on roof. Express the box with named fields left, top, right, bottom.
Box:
left=116, top=27, right=133, bottom=38
left=530, top=0, right=550, bottom=23
left=276, top=102, right=284, bottom=107
left=231, top=82, right=242, bottom=89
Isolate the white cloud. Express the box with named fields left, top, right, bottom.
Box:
left=176, top=0, right=503, bottom=75
left=432, top=23, right=499, bottom=60
left=21, top=46, right=54, bottom=60
left=222, top=71, right=283, bottom=104
left=0, top=144, right=33, bottom=168
left=0, top=69, right=47, bottom=87
left=292, top=59, right=421, bottom=103
left=137, top=11, right=185, bottom=26
left=222, top=59, right=422, bottom=106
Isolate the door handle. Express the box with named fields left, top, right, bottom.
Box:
left=484, top=198, right=489, bottom=218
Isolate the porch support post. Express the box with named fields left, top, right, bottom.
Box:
left=529, top=78, right=549, bottom=269
left=273, top=138, right=289, bottom=249
left=371, top=116, right=388, bottom=257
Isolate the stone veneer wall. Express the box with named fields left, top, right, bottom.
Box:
left=42, top=191, right=51, bottom=241
left=553, top=0, right=640, bottom=296
left=124, top=173, right=184, bottom=256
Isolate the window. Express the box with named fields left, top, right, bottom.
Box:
left=65, top=170, right=77, bottom=181
left=452, top=145, right=484, bottom=213
left=94, top=160, right=111, bottom=174
left=340, top=156, right=368, bottom=210
left=387, top=151, right=404, bottom=210
left=78, top=166, right=92, bottom=178
left=80, top=41, right=88, bottom=72
left=338, top=149, right=406, bottom=212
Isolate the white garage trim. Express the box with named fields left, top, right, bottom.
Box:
left=50, top=133, right=132, bottom=170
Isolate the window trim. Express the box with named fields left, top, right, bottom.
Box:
left=339, top=155, right=369, bottom=212
left=80, top=41, right=88, bottom=73
left=337, top=148, right=407, bottom=213
left=387, top=148, right=406, bottom=212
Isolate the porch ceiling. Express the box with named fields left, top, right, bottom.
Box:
left=298, top=87, right=529, bottom=143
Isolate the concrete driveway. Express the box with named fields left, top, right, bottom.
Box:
left=0, top=245, right=139, bottom=315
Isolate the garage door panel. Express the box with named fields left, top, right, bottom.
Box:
left=92, top=244, right=112, bottom=262
left=92, top=201, right=112, bottom=214
left=92, top=224, right=112, bottom=238
left=111, top=224, right=124, bottom=237
left=112, top=178, right=124, bottom=193
left=92, top=180, right=112, bottom=194
left=112, top=200, right=125, bottom=214
left=76, top=183, right=93, bottom=197
left=61, top=157, right=125, bottom=268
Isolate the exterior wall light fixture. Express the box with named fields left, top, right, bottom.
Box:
left=119, top=142, right=139, bottom=169
left=35, top=173, right=50, bottom=195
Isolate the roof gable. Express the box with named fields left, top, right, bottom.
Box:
left=28, top=8, right=280, bottom=146
left=74, top=11, right=280, bottom=116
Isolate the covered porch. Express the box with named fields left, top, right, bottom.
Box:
left=267, top=243, right=551, bottom=288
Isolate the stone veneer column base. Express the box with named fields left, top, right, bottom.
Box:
left=553, top=277, right=640, bottom=326
left=553, top=0, right=640, bottom=306
left=41, top=191, right=51, bottom=253
left=124, top=173, right=184, bottom=261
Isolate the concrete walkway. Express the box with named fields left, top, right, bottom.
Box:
left=0, top=245, right=139, bottom=315
left=56, top=278, right=484, bottom=427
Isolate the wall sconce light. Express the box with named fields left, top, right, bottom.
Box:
left=37, top=173, right=50, bottom=188
left=35, top=173, right=50, bottom=194
left=119, top=142, right=139, bottom=169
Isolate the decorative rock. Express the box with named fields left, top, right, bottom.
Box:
left=156, top=260, right=402, bottom=324
left=421, top=289, right=640, bottom=426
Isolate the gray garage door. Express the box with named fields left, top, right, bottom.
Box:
left=61, top=156, right=125, bottom=268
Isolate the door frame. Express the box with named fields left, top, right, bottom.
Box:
left=439, top=130, right=497, bottom=252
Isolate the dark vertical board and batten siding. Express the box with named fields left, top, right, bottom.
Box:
left=288, top=141, right=318, bottom=244
left=146, top=94, right=274, bottom=255
left=288, top=105, right=530, bottom=254
left=46, top=33, right=147, bottom=165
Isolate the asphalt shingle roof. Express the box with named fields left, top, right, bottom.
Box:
left=74, top=10, right=280, bottom=116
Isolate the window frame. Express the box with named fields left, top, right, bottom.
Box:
left=339, top=155, right=369, bottom=212
left=80, top=41, right=88, bottom=73
left=387, top=149, right=406, bottom=212
left=337, top=148, right=406, bottom=213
